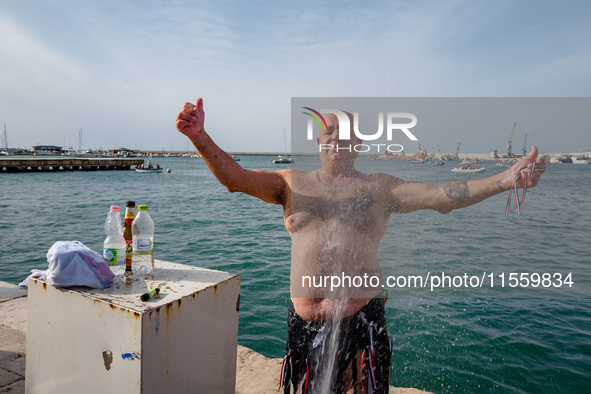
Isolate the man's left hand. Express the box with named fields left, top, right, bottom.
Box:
left=503, top=146, right=547, bottom=189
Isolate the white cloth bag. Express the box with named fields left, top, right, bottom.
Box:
left=20, top=241, right=114, bottom=288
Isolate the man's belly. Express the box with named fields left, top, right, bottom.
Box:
left=290, top=235, right=383, bottom=321
left=288, top=218, right=386, bottom=322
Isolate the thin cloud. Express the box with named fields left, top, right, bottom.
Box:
left=0, top=16, right=89, bottom=102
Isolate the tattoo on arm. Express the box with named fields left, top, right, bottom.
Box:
left=496, top=180, right=503, bottom=191
left=442, top=180, right=469, bottom=203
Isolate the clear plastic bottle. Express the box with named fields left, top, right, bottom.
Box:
left=103, top=206, right=126, bottom=276
left=131, top=205, right=154, bottom=276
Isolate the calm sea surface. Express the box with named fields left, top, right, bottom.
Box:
left=1, top=156, right=590, bottom=393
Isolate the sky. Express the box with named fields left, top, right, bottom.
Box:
left=1, top=0, right=590, bottom=153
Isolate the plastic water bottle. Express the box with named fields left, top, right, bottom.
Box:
left=103, top=206, right=126, bottom=276
left=131, top=205, right=154, bottom=276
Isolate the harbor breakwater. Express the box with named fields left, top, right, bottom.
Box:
left=0, top=158, right=144, bottom=172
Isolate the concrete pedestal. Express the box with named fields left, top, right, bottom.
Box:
left=25, top=260, right=240, bottom=394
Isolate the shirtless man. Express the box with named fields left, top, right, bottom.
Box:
left=176, top=99, right=546, bottom=393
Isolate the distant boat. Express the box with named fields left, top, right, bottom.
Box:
left=436, top=161, right=445, bottom=166
left=231, top=155, right=240, bottom=161
left=274, top=127, right=293, bottom=164
left=76, top=150, right=102, bottom=157
left=572, top=157, right=590, bottom=164
left=496, top=159, right=513, bottom=166
left=135, top=168, right=163, bottom=173
left=273, top=155, right=292, bottom=164
left=34, top=150, right=54, bottom=156
left=410, top=158, right=424, bottom=164
left=452, top=167, right=485, bottom=173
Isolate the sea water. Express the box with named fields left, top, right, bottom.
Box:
left=1, top=156, right=590, bottom=393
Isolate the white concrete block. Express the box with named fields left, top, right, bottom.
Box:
left=25, top=260, right=240, bottom=394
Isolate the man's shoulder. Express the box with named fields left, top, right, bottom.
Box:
left=255, top=168, right=292, bottom=179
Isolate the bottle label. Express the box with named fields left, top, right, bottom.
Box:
left=125, top=208, right=135, bottom=220
left=104, top=248, right=125, bottom=266
left=133, top=236, right=153, bottom=255
left=125, top=237, right=133, bottom=264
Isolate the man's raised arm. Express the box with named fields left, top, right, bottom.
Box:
left=176, top=98, right=289, bottom=205
left=387, top=147, right=547, bottom=214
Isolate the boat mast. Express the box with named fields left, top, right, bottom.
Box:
left=396, top=135, right=404, bottom=154
left=283, top=127, right=288, bottom=156
left=2, top=121, right=8, bottom=150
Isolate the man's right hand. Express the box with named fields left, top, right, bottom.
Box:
left=176, top=98, right=205, bottom=139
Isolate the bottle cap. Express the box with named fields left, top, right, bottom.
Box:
left=127, top=201, right=135, bottom=207
left=110, top=206, right=121, bottom=212
left=138, top=205, right=148, bottom=211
